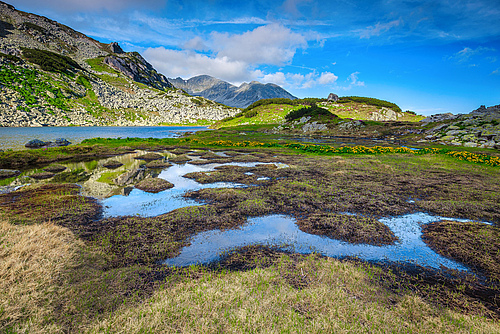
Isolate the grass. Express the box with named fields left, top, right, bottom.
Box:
left=215, top=104, right=302, bottom=127
left=1, top=139, right=500, bottom=332
left=135, top=177, right=174, bottom=193
left=423, top=221, right=500, bottom=281
left=85, top=57, right=119, bottom=74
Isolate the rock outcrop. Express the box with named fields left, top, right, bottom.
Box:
left=418, top=105, right=500, bottom=149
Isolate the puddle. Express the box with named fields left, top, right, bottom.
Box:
left=102, top=161, right=283, bottom=217
left=163, top=213, right=487, bottom=271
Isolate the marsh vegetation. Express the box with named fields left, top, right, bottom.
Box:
left=0, top=135, right=499, bottom=333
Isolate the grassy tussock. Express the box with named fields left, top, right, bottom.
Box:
left=89, top=255, right=500, bottom=333
left=423, top=221, right=500, bottom=281
left=0, top=220, right=82, bottom=333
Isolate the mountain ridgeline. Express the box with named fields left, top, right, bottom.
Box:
left=169, top=75, right=297, bottom=109
left=0, top=1, right=294, bottom=127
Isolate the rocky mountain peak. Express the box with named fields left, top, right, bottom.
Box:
left=168, top=74, right=296, bottom=108
left=108, top=42, right=124, bottom=54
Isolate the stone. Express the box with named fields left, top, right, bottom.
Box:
left=420, top=113, right=458, bottom=123
left=55, top=138, right=71, bottom=146
left=30, top=172, right=55, bottom=179
left=327, top=93, right=339, bottom=102
left=463, top=142, right=477, bottom=148
left=43, top=164, right=67, bottom=173
left=25, top=139, right=47, bottom=148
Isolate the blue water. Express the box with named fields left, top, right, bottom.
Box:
left=0, top=126, right=208, bottom=150
left=102, top=161, right=282, bottom=217
left=163, top=213, right=486, bottom=271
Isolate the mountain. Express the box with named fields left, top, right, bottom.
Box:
left=0, top=1, right=238, bottom=127
left=169, top=75, right=297, bottom=108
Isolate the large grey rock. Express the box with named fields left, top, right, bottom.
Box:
left=55, top=138, right=71, bottom=146
left=25, top=139, right=47, bottom=148
left=327, top=93, right=339, bottom=102
left=108, top=42, right=124, bottom=54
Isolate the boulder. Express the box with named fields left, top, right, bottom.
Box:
left=327, top=93, right=339, bottom=102
left=25, top=139, right=47, bottom=148
left=55, top=138, right=71, bottom=146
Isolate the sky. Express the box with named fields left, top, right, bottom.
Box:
left=8, top=0, right=500, bottom=115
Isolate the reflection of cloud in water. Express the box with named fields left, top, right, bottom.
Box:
left=102, top=161, right=279, bottom=217
left=164, top=213, right=490, bottom=272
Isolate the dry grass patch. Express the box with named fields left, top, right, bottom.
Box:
left=0, top=220, right=82, bottom=333
left=88, top=254, right=500, bottom=333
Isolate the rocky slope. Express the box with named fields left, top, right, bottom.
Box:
left=169, top=75, right=297, bottom=108
left=0, top=2, right=238, bottom=127
left=418, top=105, right=500, bottom=149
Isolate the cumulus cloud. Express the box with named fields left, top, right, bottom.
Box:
left=212, top=24, right=307, bottom=65
left=143, top=47, right=254, bottom=83
left=183, top=37, right=207, bottom=51
left=261, top=72, right=287, bottom=86
left=257, top=71, right=338, bottom=89
left=318, top=72, right=338, bottom=85
left=141, top=23, right=312, bottom=85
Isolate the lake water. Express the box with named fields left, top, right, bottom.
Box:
left=163, top=213, right=478, bottom=271
left=0, top=126, right=208, bottom=150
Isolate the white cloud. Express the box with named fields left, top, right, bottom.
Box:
left=359, top=19, right=403, bottom=39
left=318, top=72, right=338, bottom=85
left=336, top=72, right=365, bottom=91
left=212, top=24, right=307, bottom=65
left=261, top=72, right=287, bottom=86
left=183, top=37, right=207, bottom=51
left=143, top=47, right=253, bottom=83
left=256, top=71, right=338, bottom=89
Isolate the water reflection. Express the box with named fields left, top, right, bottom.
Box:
left=102, top=161, right=283, bottom=217
left=163, top=213, right=485, bottom=271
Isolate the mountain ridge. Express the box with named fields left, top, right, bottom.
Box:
left=169, top=75, right=297, bottom=108
left=0, top=1, right=239, bottom=127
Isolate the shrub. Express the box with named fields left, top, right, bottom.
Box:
left=337, top=96, right=401, bottom=113
left=285, top=104, right=332, bottom=121
left=0, top=52, right=22, bottom=63
left=21, top=48, right=83, bottom=73
left=244, top=110, right=258, bottom=118
left=76, top=75, right=92, bottom=89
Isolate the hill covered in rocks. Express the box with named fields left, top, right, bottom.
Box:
left=0, top=1, right=238, bottom=127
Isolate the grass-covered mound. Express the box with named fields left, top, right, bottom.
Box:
left=422, top=221, right=500, bottom=281
left=135, top=178, right=174, bottom=193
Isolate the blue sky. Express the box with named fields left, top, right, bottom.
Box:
left=9, top=0, right=500, bottom=115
